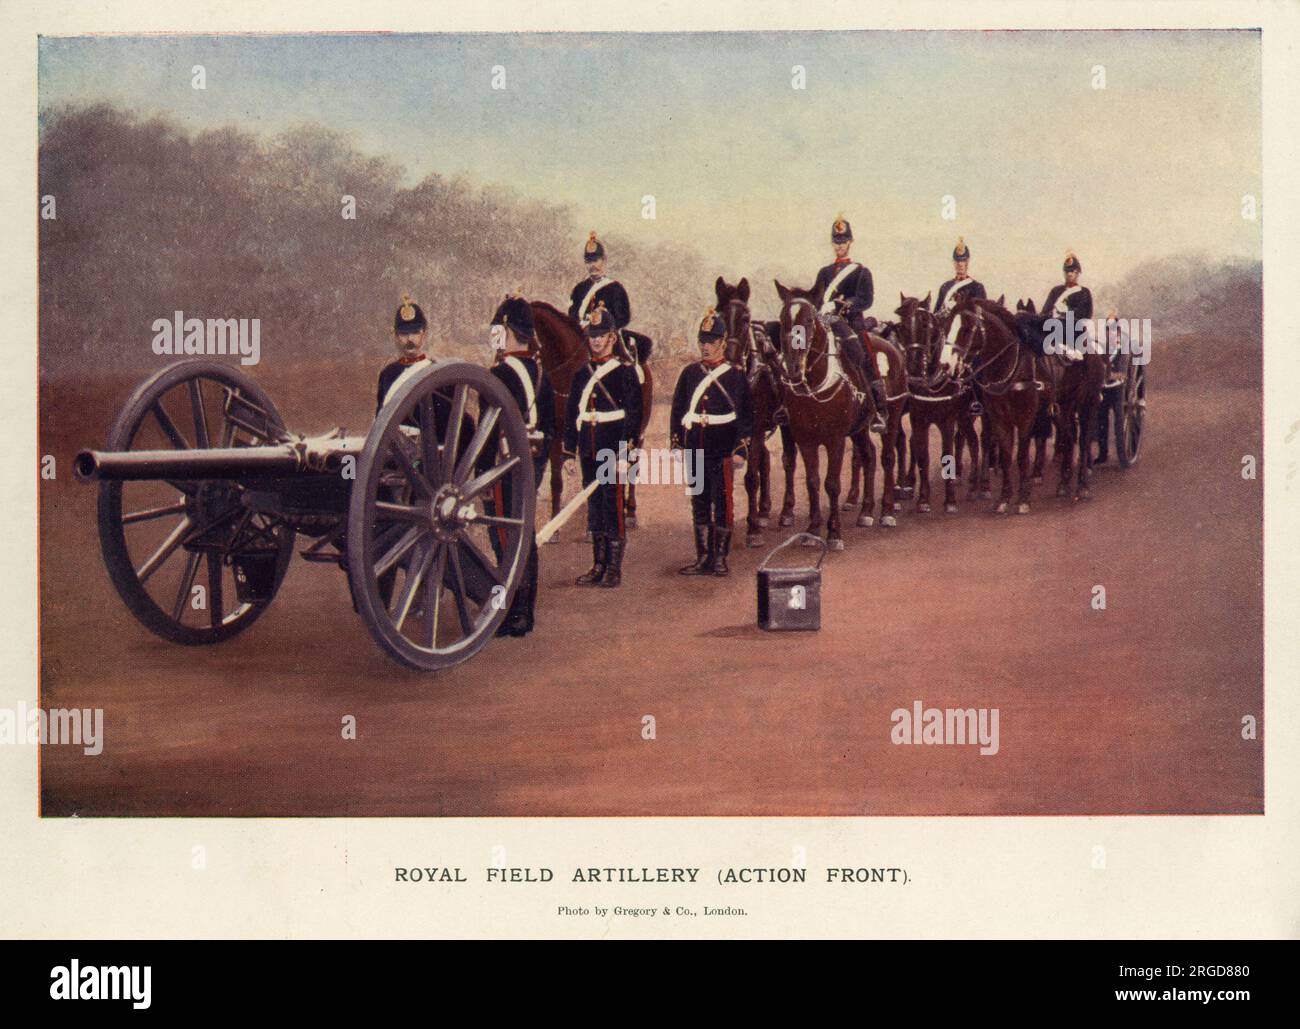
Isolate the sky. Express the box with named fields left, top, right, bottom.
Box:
left=39, top=30, right=1261, bottom=315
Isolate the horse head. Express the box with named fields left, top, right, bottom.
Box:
left=894, top=292, right=947, bottom=385
left=774, top=279, right=824, bottom=386
left=715, top=276, right=756, bottom=369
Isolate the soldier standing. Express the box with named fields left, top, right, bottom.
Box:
left=670, top=308, right=753, bottom=576
left=377, top=294, right=431, bottom=412
left=485, top=295, right=556, bottom=636
left=812, top=216, right=887, bottom=432
left=563, top=304, right=643, bottom=588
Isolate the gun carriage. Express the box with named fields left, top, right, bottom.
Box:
left=74, top=358, right=535, bottom=670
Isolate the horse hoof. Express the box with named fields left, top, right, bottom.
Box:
left=746, top=534, right=764, bottom=549
left=916, top=502, right=931, bottom=514
left=756, top=516, right=770, bottom=529
left=980, top=491, right=993, bottom=501
left=995, top=502, right=1009, bottom=514
left=779, top=514, right=794, bottom=528
left=944, top=504, right=959, bottom=514
left=881, top=515, right=898, bottom=528
left=841, top=500, right=858, bottom=511
left=856, top=515, right=874, bottom=528
left=800, top=535, right=821, bottom=547
left=625, top=515, right=637, bottom=529
left=1055, top=485, right=1068, bottom=498
left=1017, top=503, right=1031, bottom=515
left=1077, top=488, right=1092, bottom=501
left=827, top=537, right=845, bottom=552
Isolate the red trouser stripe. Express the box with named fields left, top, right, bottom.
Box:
left=724, top=458, right=734, bottom=526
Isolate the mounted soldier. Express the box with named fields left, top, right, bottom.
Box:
left=568, top=231, right=654, bottom=366
left=935, top=237, right=988, bottom=317
left=669, top=307, right=753, bottom=577
left=1040, top=251, right=1093, bottom=361
left=563, top=303, right=642, bottom=589
left=812, top=215, right=887, bottom=432
left=485, top=294, right=557, bottom=636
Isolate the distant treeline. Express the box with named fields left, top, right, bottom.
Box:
left=1101, top=253, right=1261, bottom=342
left=39, top=104, right=1259, bottom=379
left=38, top=104, right=708, bottom=376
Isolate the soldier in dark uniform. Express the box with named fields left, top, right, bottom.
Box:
left=670, top=308, right=753, bottom=576
left=567, top=231, right=653, bottom=364
left=563, top=303, right=643, bottom=588
left=484, top=295, right=557, bottom=636
left=1038, top=251, right=1093, bottom=360
left=812, top=216, right=886, bottom=432
left=377, top=294, right=431, bottom=412
left=935, top=237, right=988, bottom=316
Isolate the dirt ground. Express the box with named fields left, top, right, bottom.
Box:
left=37, top=344, right=1263, bottom=816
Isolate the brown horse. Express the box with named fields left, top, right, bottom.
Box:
left=772, top=281, right=877, bottom=548
left=508, top=299, right=654, bottom=535
left=893, top=293, right=983, bottom=512
left=947, top=295, right=1048, bottom=514
left=1013, top=299, right=1107, bottom=500
left=714, top=276, right=797, bottom=547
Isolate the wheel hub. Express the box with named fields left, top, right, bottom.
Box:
left=430, top=485, right=472, bottom=540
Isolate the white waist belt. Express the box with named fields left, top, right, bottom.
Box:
left=682, top=411, right=737, bottom=428
left=577, top=409, right=625, bottom=424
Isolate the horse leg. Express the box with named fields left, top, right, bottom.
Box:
left=778, top=424, right=797, bottom=527
left=992, top=414, right=1014, bottom=514
left=744, top=432, right=764, bottom=547
left=842, top=443, right=861, bottom=510
left=825, top=438, right=846, bottom=550
left=914, top=416, right=932, bottom=514
left=962, top=410, right=981, bottom=502
left=880, top=407, right=899, bottom=527
left=802, top=442, right=823, bottom=539
left=897, top=419, right=913, bottom=499
left=939, top=415, right=958, bottom=513
left=1056, top=410, right=1076, bottom=498
left=1015, top=415, right=1034, bottom=513
left=979, top=412, right=994, bottom=500
left=1076, top=398, right=1097, bottom=500
left=758, top=441, right=772, bottom=520
left=855, top=431, right=877, bottom=527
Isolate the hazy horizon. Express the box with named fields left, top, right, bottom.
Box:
left=39, top=30, right=1261, bottom=318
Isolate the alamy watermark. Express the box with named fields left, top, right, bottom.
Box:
left=1042, top=311, right=1151, bottom=365
left=890, top=700, right=999, bottom=756
left=0, top=702, right=103, bottom=755
left=592, top=443, right=715, bottom=496
left=151, top=310, right=261, bottom=366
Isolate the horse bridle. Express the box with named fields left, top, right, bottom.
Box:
left=899, top=303, right=956, bottom=394
left=948, top=304, right=1026, bottom=396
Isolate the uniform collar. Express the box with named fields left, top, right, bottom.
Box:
left=399, top=353, right=428, bottom=365
left=700, top=358, right=726, bottom=369
left=504, top=349, right=531, bottom=358
left=591, top=355, right=615, bottom=364
left=834, top=257, right=851, bottom=266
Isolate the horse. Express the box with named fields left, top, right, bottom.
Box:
left=495, top=299, right=654, bottom=537
left=713, top=276, right=797, bottom=547
left=893, top=293, right=984, bottom=513
left=1012, top=299, right=1107, bottom=500
left=771, top=280, right=878, bottom=547
left=947, top=295, right=1049, bottom=514
left=843, top=317, right=913, bottom=512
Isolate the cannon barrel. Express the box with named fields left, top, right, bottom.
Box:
left=73, top=444, right=337, bottom=483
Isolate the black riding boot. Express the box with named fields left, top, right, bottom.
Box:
left=498, top=544, right=538, bottom=636
left=600, top=537, right=625, bottom=588
left=679, top=524, right=712, bottom=575
left=575, top=533, right=607, bottom=586
left=710, top=527, right=733, bottom=576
